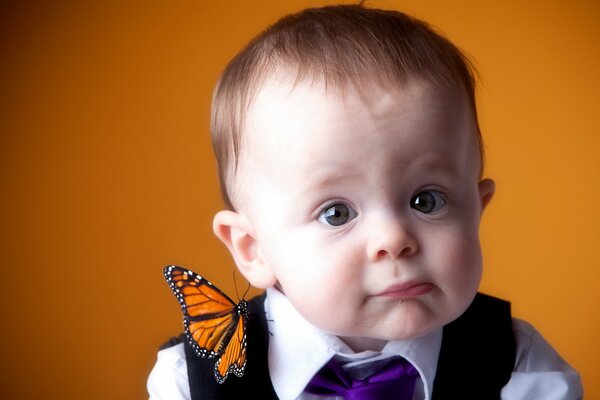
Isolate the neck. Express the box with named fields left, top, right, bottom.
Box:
left=339, top=335, right=387, bottom=352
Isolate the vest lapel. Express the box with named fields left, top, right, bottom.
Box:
left=431, top=293, right=516, bottom=399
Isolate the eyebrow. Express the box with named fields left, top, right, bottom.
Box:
left=413, top=158, right=460, bottom=178
left=302, top=169, right=359, bottom=191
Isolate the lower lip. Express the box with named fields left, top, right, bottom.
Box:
left=377, top=283, right=434, bottom=299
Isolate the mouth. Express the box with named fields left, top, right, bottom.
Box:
left=372, top=281, right=434, bottom=300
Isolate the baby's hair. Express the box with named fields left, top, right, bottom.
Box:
left=211, top=4, right=482, bottom=210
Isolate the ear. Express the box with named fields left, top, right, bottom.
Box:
left=212, top=210, right=277, bottom=289
left=478, top=178, right=495, bottom=214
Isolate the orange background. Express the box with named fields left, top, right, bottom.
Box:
left=1, top=0, right=598, bottom=398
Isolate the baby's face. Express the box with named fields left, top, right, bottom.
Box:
left=238, top=77, right=492, bottom=349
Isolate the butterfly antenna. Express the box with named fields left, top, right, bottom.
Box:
left=242, top=281, right=251, bottom=300
left=232, top=270, right=240, bottom=301
left=232, top=269, right=251, bottom=301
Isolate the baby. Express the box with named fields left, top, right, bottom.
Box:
left=148, top=4, right=582, bottom=399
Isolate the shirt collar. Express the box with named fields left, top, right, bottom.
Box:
left=264, top=287, right=442, bottom=400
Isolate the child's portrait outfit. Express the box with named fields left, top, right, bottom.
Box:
left=148, top=289, right=582, bottom=399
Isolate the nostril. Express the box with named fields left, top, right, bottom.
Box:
left=376, top=249, right=388, bottom=258
left=374, top=244, right=416, bottom=260
left=399, top=245, right=415, bottom=257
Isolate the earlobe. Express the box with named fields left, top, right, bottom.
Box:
left=478, top=178, right=495, bottom=214
left=212, top=210, right=277, bottom=289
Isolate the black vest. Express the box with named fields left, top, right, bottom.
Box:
left=165, top=292, right=515, bottom=399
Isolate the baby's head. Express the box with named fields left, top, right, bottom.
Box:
left=212, top=5, right=495, bottom=349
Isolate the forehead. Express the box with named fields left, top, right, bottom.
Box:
left=244, top=75, right=476, bottom=162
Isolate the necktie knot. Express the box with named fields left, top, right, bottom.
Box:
left=305, top=357, right=418, bottom=400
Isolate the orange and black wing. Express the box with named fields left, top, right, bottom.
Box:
left=163, top=265, right=248, bottom=383
left=213, top=299, right=248, bottom=383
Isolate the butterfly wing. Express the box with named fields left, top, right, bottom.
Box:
left=214, top=300, right=248, bottom=384
left=164, top=265, right=240, bottom=359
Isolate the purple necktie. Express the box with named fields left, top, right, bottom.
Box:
left=305, top=357, right=419, bottom=400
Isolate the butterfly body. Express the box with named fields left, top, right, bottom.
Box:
left=164, top=265, right=248, bottom=384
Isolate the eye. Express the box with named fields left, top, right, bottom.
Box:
left=317, top=203, right=357, bottom=227
left=411, top=190, right=446, bottom=214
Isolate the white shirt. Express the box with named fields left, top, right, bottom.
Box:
left=148, top=288, right=582, bottom=400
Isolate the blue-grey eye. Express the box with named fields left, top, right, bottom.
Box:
left=411, top=191, right=446, bottom=214
left=318, top=203, right=356, bottom=226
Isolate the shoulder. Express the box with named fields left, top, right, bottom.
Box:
left=512, top=319, right=570, bottom=371
left=147, top=342, right=190, bottom=400
left=502, top=319, right=583, bottom=399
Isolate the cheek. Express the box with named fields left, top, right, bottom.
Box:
left=261, top=230, right=324, bottom=292
left=264, top=232, right=363, bottom=328
left=436, top=231, right=483, bottom=293
left=278, top=244, right=354, bottom=296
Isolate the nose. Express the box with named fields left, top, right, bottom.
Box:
left=367, top=213, right=418, bottom=261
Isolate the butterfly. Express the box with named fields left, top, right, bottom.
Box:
left=163, top=265, right=248, bottom=384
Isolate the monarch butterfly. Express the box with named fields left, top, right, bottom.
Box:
left=163, top=265, right=248, bottom=384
